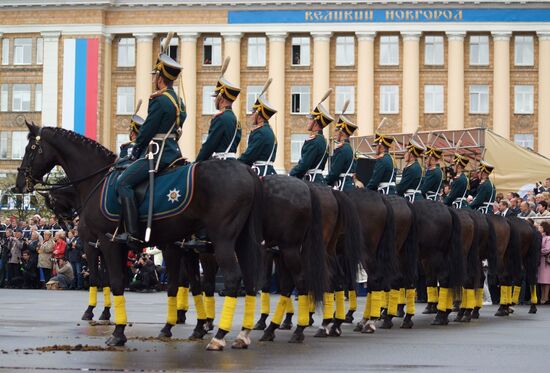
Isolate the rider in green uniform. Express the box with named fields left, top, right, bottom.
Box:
left=238, top=90, right=277, bottom=176
left=420, top=145, right=444, bottom=201
left=113, top=49, right=186, bottom=246
left=444, top=154, right=470, bottom=209
left=396, top=138, right=425, bottom=202
left=119, top=114, right=144, bottom=160
left=326, top=115, right=357, bottom=191
left=289, top=94, right=333, bottom=184
left=469, top=160, right=495, bottom=214
left=366, top=132, right=396, bottom=195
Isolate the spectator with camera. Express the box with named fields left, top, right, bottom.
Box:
left=47, top=257, right=74, bottom=290
left=10, top=250, right=38, bottom=289
left=129, top=254, right=159, bottom=292
left=37, top=230, right=55, bottom=287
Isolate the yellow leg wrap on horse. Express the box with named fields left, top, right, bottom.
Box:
left=298, top=295, right=310, bottom=326
left=309, top=294, right=316, bottom=313
left=113, top=295, right=127, bottom=325
left=475, top=288, right=484, bottom=308
left=447, top=288, right=454, bottom=310
left=500, top=286, right=508, bottom=305
left=465, top=289, right=476, bottom=309
left=437, top=288, right=449, bottom=312
left=460, top=288, right=466, bottom=309
left=243, top=295, right=256, bottom=330
left=512, top=286, right=521, bottom=305
left=363, top=293, right=372, bottom=319
left=103, top=287, right=111, bottom=308
left=205, top=296, right=215, bottom=320
left=381, top=291, right=389, bottom=309
left=177, top=287, right=189, bottom=311
left=508, top=286, right=513, bottom=305
left=406, top=289, right=416, bottom=315
left=88, top=286, right=98, bottom=307
left=349, top=290, right=357, bottom=311
left=531, top=285, right=538, bottom=305
left=272, top=296, right=290, bottom=325
left=167, top=296, right=177, bottom=325
left=335, top=291, right=345, bottom=320
left=219, top=296, right=238, bottom=332
left=370, top=291, right=382, bottom=319
left=260, top=292, right=270, bottom=315
left=388, top=289, right=399, bottom=316
left=193, top=295, right=207, bottom=320
left=286, top=297, right=295, bottom=314
left=427, top=286, right=439, bottom=303
left=323, top=292, right=335, bottom=320
left=398, top=288, right=406, bottom=305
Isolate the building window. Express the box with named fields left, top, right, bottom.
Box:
left=380, top=36, right=399, bottom=66
left=160, top=37, right=179, bottom=60
left=291, top=85, right=310, bottom=114
left=12, top=84, right=31, bottom=112
left=291, top=134, right=310, bottom=163
left=380, top=85, right=399, bottom=114
left=116, top=87, right=135, bottom=115
left=117, top=38, right=135, bottom=67
left=469, top=85, right=489, bottom=114
left=247, top=37, right=266, bottom=67
left=36, top=38, right=43, bottom=65
left=515, top=36, right=534, bottom=66
left=202, top=86, right=216, bottom=115
left=514, top=85, right=534, bottom=114
left=203, top=37, right=221, bottom=66
left=514, top=133, right=534, bottom=149
left=469, top=35, right=489, bottom=66
left=335, top=86, right=355, bottom=114
left=35, top=84, right=42, bottom=112
left=424, top=36, right=444, bottom=65
left=336, top=36, right=354, bottom=66
left=246, top=86, right=262, bottom=114
left=115, top=133, right=128, bottom=155
left=13, top=38, right=32, bottom=65
left=0, top=132, right=8, bottom=159
left=2, top=39, right=9, bottom=65
left=424, top=85, right=444, bottom=113
left=291, top=37, right=310, bottom=66
left=1, top=84, right=8, bottom=112
left=11, top=131, right=27, bottom=160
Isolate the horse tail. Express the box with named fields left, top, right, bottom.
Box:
left=486, top=216, right=498, bottom=280
left=403, top=201, right=418, bottom=288
left=379, top=196, right=398, bottom=291
left=303, top=186, right=327, bottom=303
left=448, top=208, right=465, bottom=292
left=466, top=213, right=481, bottom=289
left=526, top=223, right=541, bottom=287
left=331, top=189, right=363, bottom=288
left=506, top=218, right=523, bottom=285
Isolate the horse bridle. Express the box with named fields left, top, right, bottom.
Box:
left=17, top=127, right=44, bottom=192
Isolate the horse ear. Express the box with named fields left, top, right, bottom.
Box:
left=25, top=120, right=40, bottom=136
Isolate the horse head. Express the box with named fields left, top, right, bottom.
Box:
left=15, top=121, right=58, bottom=193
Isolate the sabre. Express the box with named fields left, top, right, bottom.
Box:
left=145, top=142, right=156, bottom=243
left=220, top=56, right=231, bottom=76
left=259, top=78, right=272, bottom=97
left=162, top=32, right=174, bottom=54
left=329, top=98, right=350, bottom=166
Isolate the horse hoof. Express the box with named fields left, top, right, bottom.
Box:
left=314, top=327, right=328, bottom=338
left=206, top=337, right=225, bottom=351
left=99, top=308, right=111, bottom=321
left=353, top=319, right=366, bottom=332
left=379, top=319, right=393, bottom=329
left=528, top=305, right=537, bottom=314
left=205, top=320, right=214, bottom=332
left=361, top=321, right=376, bottom=334
left=289, top=332, right=304, bottom=344
left=81, top=308, right=94, bottom=321
left=422, top=304, right=437, bottom=314
left=105, top=335, right=127, bottom=347
left=259, top=331, right=275, bottom=342
left=431, top=316, right=448, bottom=326
left=507, top=307, right=514, bottom=314
left=189, top=327, right=207, bottom=340
left=344, top=312, right=354, bottom=324
left=494, top=307, right=508, bottom=317
left=471, top=308, right=480, bottom=319
left=279, top=321, right=293, bottom=330
left=158, top=327, right=172, bottom=339
left=400, top=320, right=414, bottom=329
left=232, top=331, right=251, bottom=349
left=253, top=320, right=267, bottom=331
left=328, top=326, right=341, bottom=337
left=176, top=310, right=187, bottom=324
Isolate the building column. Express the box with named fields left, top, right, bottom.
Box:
left=311, top=32, right=332, bottom=137
left=492, top=32, right=512, bottom=139
left=538, top=32, right=550, bottom=157
left=40, top=31, right=61, bottom=127
left=222, top=32, right=242, bottom=121
left=356, top=32, right=376, bottom=136
left=267, top=32, right=287, bottom=171
left=447, top=32, right=466, bottom=130
left=402, top=32, right=421, bottom=134
left=178, top=32, right=199, bottom=159
left=102, top=33, right=112, bottom=148
left=133, top=32, right=154, bottom=117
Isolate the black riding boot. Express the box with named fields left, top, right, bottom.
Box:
left=182, top=228, right=212, bottom=253
left=110, top=197, right=140, bottom=248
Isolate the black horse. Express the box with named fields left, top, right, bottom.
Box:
left=15, top=123, right=262, bottom=351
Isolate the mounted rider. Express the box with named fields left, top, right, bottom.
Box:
left=469, top=160, right=495, bottom=213
left=366, top=131, right=396, bottom=195
left=420, top=145, right=444, bottom=201
left=119, top=106, right=144, bottom=160
left=444, top=153, right=470, bottom=209
left=238, top=79, right=277, bottom=176
left=112, top=37, right=186, bottom=246
left=196, top=57, right=241, bottom=161
left=326, top=115, right=357, bottom=191
left=397, top=138, right=425, bottom=202
left=289, top=90, right=332, bottom=184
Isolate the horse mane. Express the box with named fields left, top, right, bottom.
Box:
left=40, top=127, right=117, bottom=161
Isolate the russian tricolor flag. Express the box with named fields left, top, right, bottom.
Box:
left=62, top=38, right=99, bottom=140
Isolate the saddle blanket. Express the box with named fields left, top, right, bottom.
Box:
left=100, top=163, right=197, bottom=222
